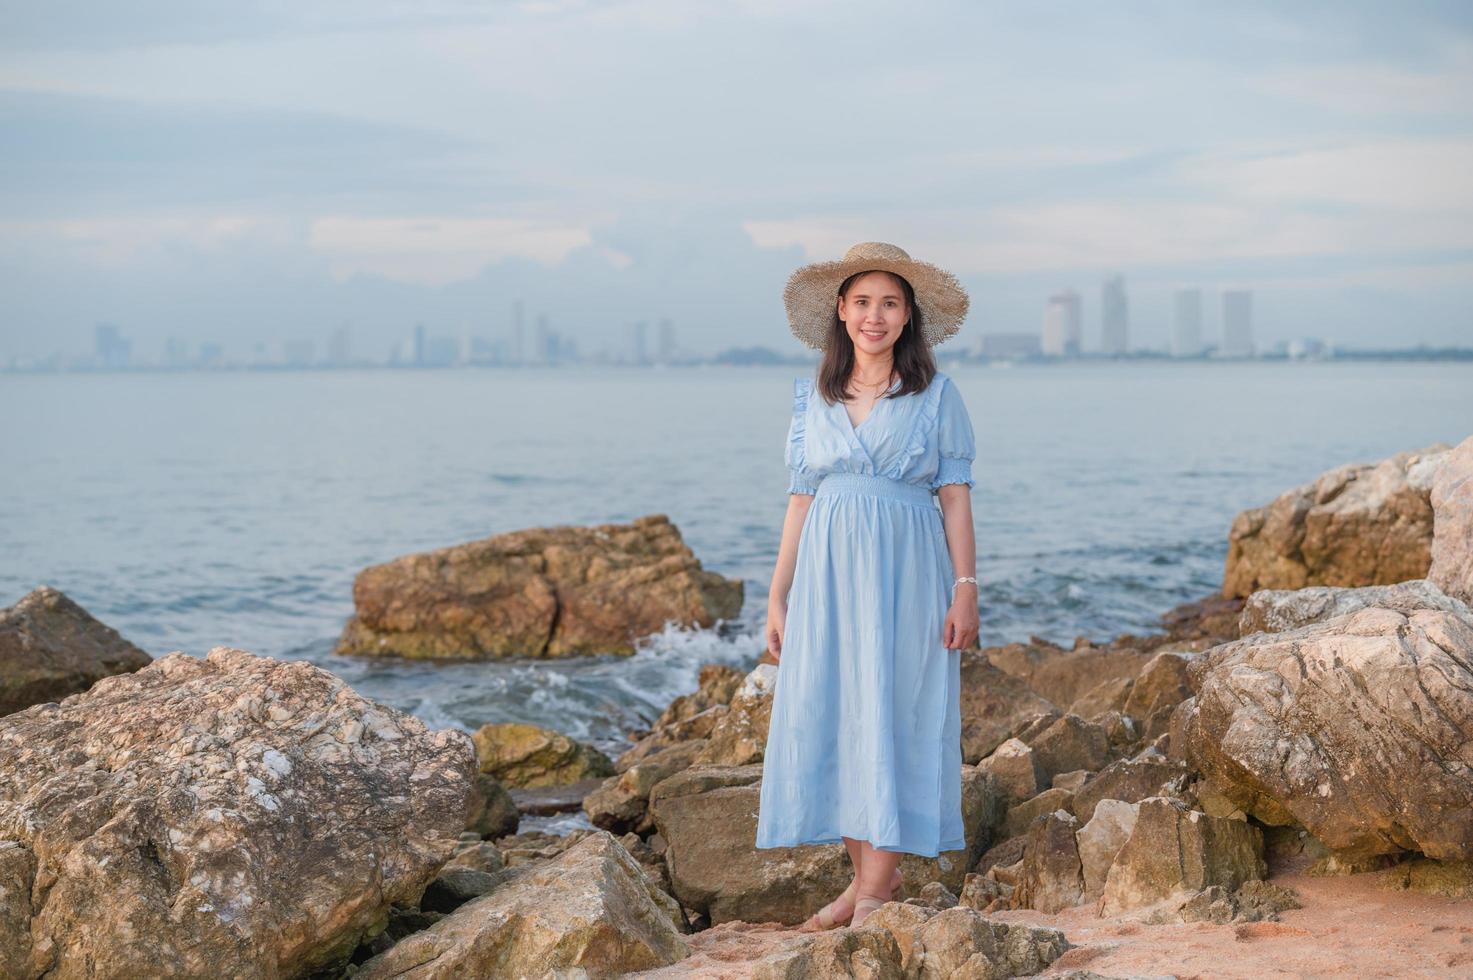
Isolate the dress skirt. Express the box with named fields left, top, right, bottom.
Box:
left=755, top=471, right=965, bottom=858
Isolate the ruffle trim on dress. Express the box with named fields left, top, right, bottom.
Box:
left=785, top=376, right=812, bottom=474
left=933, top=455, right=975, bottom=490
left=891, top=373, right=947, bottom=479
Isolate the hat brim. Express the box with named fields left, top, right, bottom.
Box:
left=783, top=256, right=970, bottom=352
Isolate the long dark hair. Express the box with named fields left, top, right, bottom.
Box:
left=815, top=269, right=936, bottom=405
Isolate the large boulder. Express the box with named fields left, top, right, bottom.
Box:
left=1099, top=797, right=1266, bottom=916
left=470, top=720, right=615, bottom=788
left=649, top=764, right=1001, bottom=925
left=1238, top=579, right=1467, bottom=636
left=1222, top=444, right=1450, bottom=598
left=1076, top=799, right=1140, bottom=902
left=1181, top=601, right=1473, bottom=861
left=0, top=647, right=476, bottom=980
left=1430, top=434, right=1473, bottom=604
left=355, top=830, right=690, bottom=978
left=336, top=513, right=743, bottom=659
left=0, top=586, right=151, bottom=716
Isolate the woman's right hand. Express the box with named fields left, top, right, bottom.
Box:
left=765, top=599, right=787, bottom=663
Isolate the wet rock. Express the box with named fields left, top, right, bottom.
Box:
left=1238, top=578, right=1468, bottom=636
left=471, top=720, right=615, bottom=788
left=1181, top=602, right=1473, bottom=861
left=355, top=830, right=690, bottom=978
left=1157, top=592, right=1245, bottom=644
left=1010, top=810, right=1085, bottom=913
left=0, top=647, right=475, bottom=979
left=418, top=867, right=500, bottom=913
left=463, top=770, right=519, bottom=838
left=1100, top=797, right=1267, bottom=917
left=1430, top=434, right=1473, bottom=604
left=0, top=586, right=151, bottom=716
left=336, top=513, right=743, bottom=659
left=1222, top=443, right=1449, bottom=597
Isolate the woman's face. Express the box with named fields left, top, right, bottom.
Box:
left=837, top=271, right=910, bottom=357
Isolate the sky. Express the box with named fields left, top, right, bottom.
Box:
left=1, top=0, right=1471, bottom=361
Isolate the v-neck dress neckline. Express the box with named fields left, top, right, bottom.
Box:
left=839, top=377, right=901, bottom=456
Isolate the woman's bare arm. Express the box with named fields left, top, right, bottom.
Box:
left=937, top=483, right=979, bottom=649
left=765, top=493, right=814, bottom=660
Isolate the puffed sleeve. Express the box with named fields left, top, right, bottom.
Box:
left=931, top=377, right=975, bottom=490
left=785, top=377, right=821, bottom=495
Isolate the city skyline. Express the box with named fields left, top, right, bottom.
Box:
left=2, top=3, right=1470, bottom=361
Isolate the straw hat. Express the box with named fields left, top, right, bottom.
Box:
left=783, top=241, right=970, bottom=351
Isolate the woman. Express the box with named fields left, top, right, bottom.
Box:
left=755, top=241, right=980, bottom=930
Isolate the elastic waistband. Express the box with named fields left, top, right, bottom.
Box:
left=815, top=472, right=935, bottom=507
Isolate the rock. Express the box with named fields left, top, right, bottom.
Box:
left=1157, top=592, right=1246, bottom=644
left=693, top=664, right=774, bottom=766
left=1376, top=857, right=1473, bottom=898
left=1099, top=797, right=1267, bottom=917
left=1182, top=602, right=1473, bottom=861
left=1010, top=810, right=1085, bottom=913
left=1222, top=444, right=1450, bottom=597
left=1028, top=713, right=1112, bottom=782
left=1165, top=879, right=1303, bottom=925
left=463, top=771, right=519, bottom=837
left=1430, top=435, right=1473, bottom=604
left=650, top=663, right=744, bottom=732
left=985, top=639, right=1153, bottom=712
left=585, top=739, right=708, bottom=835
left=1071, top=757, right=1185, bottom=824
left=977, top=737, right=1045, bottom=805
left=471, top=721, right=615, bottom=788
left=0, top=647, right=475, bottom=979
left=509, top=775, right=611, bottom=816
left=495, top=827, right=598, bottom=867
left=1076, top=799, right=1140, bottom=901
left=1068, top=675, right=1134, bottom=720
left=444, top=839, right=504, bottom=875
left=355, top=830, right=690, bottom=978
left=0, top=586, right=151, bottom=716
left=862, top=903, right=1072, bottom=979
left=650, top=764, right=999, bottom=925
left=335, top=513, right=743, bottom=659
left=418, top=867, right=500, bottom=913
left=1002, top=787, right=1075, bottom=839
left=1051, top=769, right=1093, bottom=792
left=974, top=834, right=1027, bottom=877
left=911, top=880, right=960, bottom=909
left=958, top=651, right=1060, bottom=762
left=1121, top=650, right=1197, bottom=742
left=1238, top=579, right=1468, bottom=636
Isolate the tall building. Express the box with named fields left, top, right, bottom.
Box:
left=512, top=300, right=525, bottom=365
left=94, top=322, right=131, bottom=369
left=630, top=320, right=649, bottom=365
left=1101, top=275, right=1128, bottom=355
left=413, top=323, right=427, bottom=365
left=1222, top=290, right=1254, bottom=357
left=1042, top=290, right=1081, bottom=357
left=657, top=318, right=676, bottom=363
left=328, top=324, right=352, bottom=366
left=1172, top=288, right=1202, bottom=357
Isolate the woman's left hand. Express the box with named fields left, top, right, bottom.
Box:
left=943, top=593, right=980, bottom=650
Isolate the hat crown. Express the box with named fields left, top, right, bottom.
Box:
left=843, top=241, right=911, bottom=263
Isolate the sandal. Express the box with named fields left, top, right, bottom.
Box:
left=801, top=868, right=903, bottom=931
left=850, top=895, right=887, bottom=928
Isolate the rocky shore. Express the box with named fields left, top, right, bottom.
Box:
left=1, top=434, right=1469, bottom=978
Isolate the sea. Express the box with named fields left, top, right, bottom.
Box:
left=3, top=361, right=1469, bottom=812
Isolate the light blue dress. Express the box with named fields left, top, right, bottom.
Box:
left=755, top=370, right=976, bottom=858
